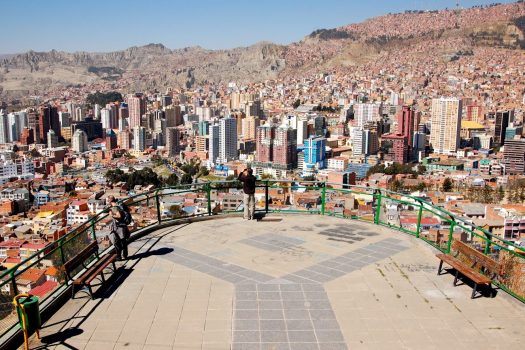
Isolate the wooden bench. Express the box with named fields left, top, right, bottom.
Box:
left=64, top=241, right=117, bottom=299
left=436, top=240, right=500, bottom=299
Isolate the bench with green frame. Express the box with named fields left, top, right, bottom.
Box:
left=436, top=239, right=501, bottom=299
left=64, top=241, right=117, bottom=299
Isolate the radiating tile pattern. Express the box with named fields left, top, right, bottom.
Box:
left=160, top=237, right=408, bottom=349
left=240, top=233, right=305, bottom=252
left=282, top=238, right=408, bottom=284
left=163, top=245, right=274, bottom=284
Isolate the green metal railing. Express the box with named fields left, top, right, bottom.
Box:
left=0, top=180, right=524, bottom=339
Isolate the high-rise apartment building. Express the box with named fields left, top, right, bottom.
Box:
left=231, top=111, right=245, bottom=136
left=256, top=124, right=274, bottom=163
left=466, top=104, right=483, bottom=123
left=128, top=93, right=146, bottom=129
left=133, top=126, right=146, bottom=152
left=430, top=97, right=462, bottom=155
left=355, top=103, right=381, bottom=128
left=39, top=105, right=61, bottom=143
left=0, top=113, right=8, bottom=144
left=47, top=129, right=58, bottom=148
left=20, top=128, right=35, bottom=145
left=352, top=128, right=365, bottom=156
left=504, top=138, right=525, bottom=175
left=105, top=129, right=117, bottom=151
left=382, top=134, right=409, bottom=164
left=166, top=127, right=180, bottom=157
left=165, top=105, right=182, bottom=127
left=198, top=121, right=209, bottom=136
left=242, top=116, right=260, bottom=140
left=255, top=124, right=297, bottom=169
left=119, top=103, right=129, bottom=131
left=397, top=106, right=416, bottom=147
left=7, top=113, right=21, bottom=142
left=273, top=125, right=297, bottom=169
left=296, top=119, right=308, bottom=145
left=494, top=110, right=513, bottom=146
left=74, top=106, right=84, bottom=122
left=195, top=135, right=209, bottom=153
left=117, top=130, right=132, bottom=149
left=353, top=128, right=379, bottom=157
left=196, top=107, right=212, bottom=121
left=72, top=129, right=88, bottom=153
left=59, top=112, right=71, bottom=128
left=246, top=100, right=262, bottom=118
left=218, top=117, right=237, bottom=164
left=303, top=136, right=327, bottom=173
left=209, top=124, right=220, bottom=164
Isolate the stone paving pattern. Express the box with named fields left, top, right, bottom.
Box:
left=27, top=215, right=525, bottom=349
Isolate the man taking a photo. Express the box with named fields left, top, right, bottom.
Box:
left=238, top=168, right=256, bottom=220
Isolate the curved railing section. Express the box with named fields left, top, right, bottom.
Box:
left=0, top=180, right=524, bottom=338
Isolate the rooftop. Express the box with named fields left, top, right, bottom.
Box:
left=29, top=215, right=525, bottom=350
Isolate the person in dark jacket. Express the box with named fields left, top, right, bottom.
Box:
left=238, top=168, right=256, bottom=220
left=107, top=195, right=131, bottom=260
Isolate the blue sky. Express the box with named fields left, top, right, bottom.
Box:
left=0, top=0, right=517, bottom=53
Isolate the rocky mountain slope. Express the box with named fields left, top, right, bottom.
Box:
left=1, top=2, right=524, bottom=99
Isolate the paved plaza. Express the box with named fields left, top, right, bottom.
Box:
left=27, top=215, right=525, bottom=349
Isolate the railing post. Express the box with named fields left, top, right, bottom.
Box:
left=415, top=201, right=423, bottom=238
left=265, top=180, right=269, bottom=213
left=447, top=217, right=455, bottom=253
left=10, top=270, right=18, bottom=296
left=321, top=182, right=326, bottom=215
left=484, top=231, right=492, bottom=255
left=59, top=239, right=66, bottom=265
left=90, top=219, right=96, bottom=242
left=374, top=190, right=382, bottom=225
left=155, top=190, right=162, bottom=224
left=206, top=183, right=212, bottom=216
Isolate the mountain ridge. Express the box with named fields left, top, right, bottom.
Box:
left=1, top=1, right=525, bottom=100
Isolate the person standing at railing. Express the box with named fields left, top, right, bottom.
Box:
left=107, top=195, right=132, bottom=260
left=238, top=168, right=256, bottom=220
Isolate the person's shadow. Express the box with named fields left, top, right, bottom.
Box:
left=33, top=328, right=84, bottom=349
left=127, top=247, right=174, bottom=260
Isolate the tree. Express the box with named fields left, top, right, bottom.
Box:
left=497, top=186, right=505, bottom=202
left=198, top=166, right=209, bottom=177
left=481, top=185, right=494, bottom=204
left=152, top=154, right=164, bottom=167
left=389, top=179, right=404, bottom=192
left=180, top=173, right=193, bottom=185
left=442, top=178, right=453, bottom=192
left=86, top=91, right=123, bottom=107
left=415, top=182, right=427, bottom=192
left=29, top=148, right=42, bottom=158
left=165, top=173, right=179, bottom=187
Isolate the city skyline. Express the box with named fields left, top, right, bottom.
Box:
left=1, top=0, right=517, bottom=54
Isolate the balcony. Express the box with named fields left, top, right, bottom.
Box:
left=1, top=182, right=524, bottom=349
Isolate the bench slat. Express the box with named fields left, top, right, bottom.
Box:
left=436, top=254, right=491, bottom=284
left=83, top=255, right=117, bottom=284
left=452, top=240, right=500, bottom=274
left=64, top=241, right=99, bottom=273
left=74, top=254, right=116, bottom=284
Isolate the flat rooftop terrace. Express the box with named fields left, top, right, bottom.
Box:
left=28, top=215, right=525, bottom=350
